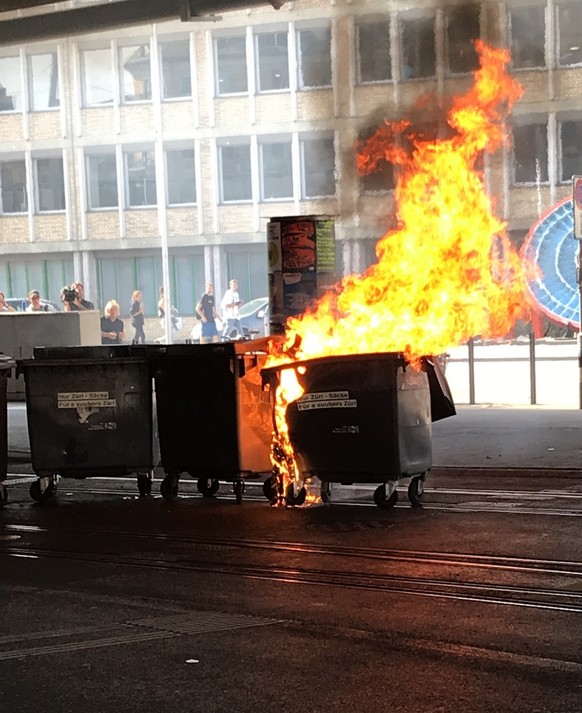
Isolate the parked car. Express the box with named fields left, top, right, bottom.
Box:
left=4, top=297, right=61, bottom=312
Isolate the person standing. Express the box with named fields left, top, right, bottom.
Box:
left=0, top=292, right=15, bottom=311
left=130, top=290, right=146, bottom=344
left=26, top=289, right=57, bottom=312
left=196, top=282, right=221, bottom=344
left=220, top=278, right=243, bottom=340
left=100, top=300, right=125, bottom=344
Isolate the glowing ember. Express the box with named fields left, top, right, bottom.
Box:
left=266, top=41, right=532, bottom=503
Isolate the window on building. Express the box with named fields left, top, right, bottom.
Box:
left=446, top=4, right=480, bottom=75
left=358, top=127, right=395, bottom=193
left=509, top=5, right=546, bottom=69
left=215, top=35, right=248, bottom=95
left=301, top=136, right=335, bottom=198
left=35, top=157, right=65, bottom=211
left=356, top=20, right=391, bottom=84
left=160, top=40, right=191, bottom=99
left=86, top=153, right=118, bottom=209
left=256, top=31, right=289, bottom=92
left=399, top=13, right=436, bottom=80
left=166, top=148, right=196, bottom=205
left=28, top=53, right=59, bottom=110
left=559, top=119, right=582, bottom=182
left=512, top=121, right=548, bottom=184
left=219, top=143, right=252, bottom=202
left=260, top=139, right=293, bottom=200
left=557, top=2, right=582, bottom=67
left=0, top=56, right=22, bottom=111
left=125, top=150, right=156, bottom=206
left=119, top=44, right=151, bottom=102
left=297, top=27, right=332, bottom=89
left=0, top=160, right=27, bottom=213
left=81, top=48, right=113, bottom=106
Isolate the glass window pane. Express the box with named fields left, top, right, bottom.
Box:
left=510, top=6, right=546, bottom=69
left=220, top=144, right=251, bottom=202
left=1, top=160, right=27, bottom=213
left=400, top=15, right=436, bottom=79
left=120, top=44, right=151, bottom=102
left=125, top=151, right=156, bottom=206
left=0, top=56, right=22, bottom=111
left=446, top=4, right=480, bottom=75
left=512, top=123, right=548, bottom=184
left=87, top=154, right=118, bottom=209
left=36, top=158, right=65, bottom=211
left=560, top=120, right=582, bottom=182
left=166, top=148, right=196, bottom=204
left=161, top=40, right=191, bottom=99
left=298, top=27, right=331, bottom=89
left=28, top=53, right=60, bottom=110
left=260, top=141, right=292, bottom=200
left=558, top=2, right=582, bottom=67
left=301, top=137, right=335, bottom=198
left=256, top=32, right=289, bottom=92
left=215, top=36, right=248, bottom=95
left=357, top=22, right=391, bottom=83
left=82, top=48, right=113, bottom=106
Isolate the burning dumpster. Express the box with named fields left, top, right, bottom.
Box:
left=261, top=352, right=455, bottom=509
left=153, top=341, right=273, bottom=503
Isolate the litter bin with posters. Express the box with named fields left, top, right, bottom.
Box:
left=17, top=345, right=157, bottom=502
left=153, top=340, right=273, bottom=503
left=0, top=355, right=14, bottom=507
left=261, top=352, right=455, bottom=509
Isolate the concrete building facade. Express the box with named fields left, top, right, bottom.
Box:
left=0, top=0, right=580, bottom=317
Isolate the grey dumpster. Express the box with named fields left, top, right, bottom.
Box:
left=0, top=355, right=14, bottom=507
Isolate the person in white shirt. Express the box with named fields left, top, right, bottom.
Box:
left=26, top=290, right=57, bottom=312
left=220, top=279, right=244, bottom=340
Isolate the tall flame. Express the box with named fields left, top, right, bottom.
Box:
left=266, top=42, right=532, bottom=500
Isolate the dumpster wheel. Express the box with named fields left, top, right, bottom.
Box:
left=262, top=474, right=278, bottom=503
left=233, top=479, right=245, bottom=504
left=30, top=477, right=58, bottom=503
left=196, top=478, right=220, bottom=498
left=137, top=472, right=153, bottom=498
left=373, top=483, right=398, bottom=509
left=407, top=472, right=427, bottom=508
left=0, top=482, right=7, bottom=507
left=320, top=481, right=332, bottom=503
left=160, top=475, right=179, bottom=502
left=285, top=483, right=307, bottom=506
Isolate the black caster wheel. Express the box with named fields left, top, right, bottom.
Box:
left=285, top=483, right=307, bottom=506
left=373, top=484, right=398, bottom=509
left=30, top=479, right=58, bottom=503
left=137, top=472, right=153, bottom=498
left=233, top=480, right=245, bottom=504
left=262, top=475, right=278, bottom=502
left=160, top=476, right=179, bottom=502
left=407, top=473, right=427, bottom=508
left=320, top=481, right=332, bottom=503
left=0, top=482, right=7, bottom=507
left=197, top=478, right=220, bottom=497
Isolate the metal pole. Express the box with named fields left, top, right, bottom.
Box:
left=529, top=332, right=536, bottom=405
left=468, top=338, right=475, bottom=405
left=578, top=254, right=582, bottom=409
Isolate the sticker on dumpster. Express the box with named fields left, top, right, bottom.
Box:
left=297, top=391, right=357, bottom=411
left=57, top=391, right=117, bottom=409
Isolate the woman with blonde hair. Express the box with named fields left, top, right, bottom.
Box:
left=100, top=300, right=125, bottom=345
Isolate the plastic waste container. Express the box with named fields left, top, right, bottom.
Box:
left=153, top=340, right=273, bottom=503
left=17, top=345, right=157, bottom=502
left=261, top=352, right=455, bottom=509
left=0, top=355, right=14, bottom=508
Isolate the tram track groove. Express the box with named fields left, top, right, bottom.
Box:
left=2, top=543, right=582, bottom=614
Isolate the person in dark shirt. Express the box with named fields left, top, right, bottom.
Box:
left=63, top=281, right=95, bottom=312
left=130, top=289, right=146, bottom=344
left=195, top=282, right=221, bottom=344
left=100, top=300, right=125, bottom=345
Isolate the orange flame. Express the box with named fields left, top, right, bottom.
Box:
left=266, top=42, right=532, bottom=502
